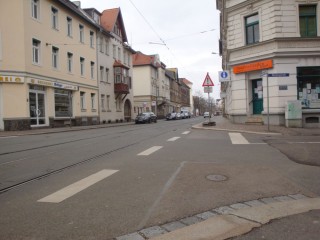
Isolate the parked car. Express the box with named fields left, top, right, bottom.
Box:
left=203, top=112, right=210, bottom=118
left=175, top=112, right=182, bottom=120
left=180, top=112, right=186, bottom=119
left=135, top=112, right=157, bottom=124
left=181, top=110, right=191, bottom=118
left=166, top=112, right=177, bottom=120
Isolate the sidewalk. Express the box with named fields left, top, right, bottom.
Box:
left=1, top=116, right=319, bottom=137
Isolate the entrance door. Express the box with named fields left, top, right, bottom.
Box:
left=252, top=79, right=263, bottom=114
left=124, top=99, right=131, bottom=122
left=29, top=89, right=46, bottom=126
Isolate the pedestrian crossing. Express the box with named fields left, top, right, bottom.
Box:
left=37, top=131, right=263, bottom=204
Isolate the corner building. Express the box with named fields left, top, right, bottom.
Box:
left=0, top=0, right=100, bottom=130
left=217, top=0, right=320, bottom=127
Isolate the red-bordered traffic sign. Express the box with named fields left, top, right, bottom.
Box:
left=202, top=72, right=214, bottom=87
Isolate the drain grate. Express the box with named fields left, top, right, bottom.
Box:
left=206, top=174, right=228, bottom=182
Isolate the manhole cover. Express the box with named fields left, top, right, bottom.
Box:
left=206, top=174, right=228, bottom=182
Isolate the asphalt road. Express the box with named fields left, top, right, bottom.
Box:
left=0, top=118, right=319, bottom=239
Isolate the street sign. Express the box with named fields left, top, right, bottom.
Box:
left=218, top=71, right=230, bottom=82
left=267, top=73, right=289, bottom=77
left=203, top=86, right=213, bottom=93
left=202, top=72, right=214, bottom=86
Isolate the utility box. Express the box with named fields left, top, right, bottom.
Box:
left=285, top=100, right=302, bottom=128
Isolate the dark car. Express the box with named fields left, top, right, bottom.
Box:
left=166, top=112, right=177, bottom=120
left=135, top=112, right=157, bottom=124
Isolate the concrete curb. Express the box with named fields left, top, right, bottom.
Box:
left=150, top=197, right=320, bottom=240
left=192, top=124, right=282, bottom=135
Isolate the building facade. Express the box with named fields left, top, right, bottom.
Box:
left=217, top=0, right=320, bottom=127
left=132, top=52, right=170, bottom=118
left=0, top=0, right=100, bottom=130
left=93, top=8, right=135, bottom=123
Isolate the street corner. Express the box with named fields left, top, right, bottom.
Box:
left=143, top=162, right=315, bottom=226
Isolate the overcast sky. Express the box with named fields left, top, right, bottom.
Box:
left=79, top=0, right=222, bottom=100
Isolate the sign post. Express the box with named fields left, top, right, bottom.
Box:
left=202, top=72, right=214, bottom=117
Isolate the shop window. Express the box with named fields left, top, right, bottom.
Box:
left=299, top=5, right=317, bottom=37
left=306, top=117, right=319, bottom=123
left=55, top=89, right=72, bottom=117
left=245, top=14, right=259, bottom=45
left=297, top=67, right=320, bottom=109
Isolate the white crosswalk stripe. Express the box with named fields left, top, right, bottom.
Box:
left=138, top=146, right=163, bottom=156
left=229, top=133, right=250, bottom=144
left=167, top=137, right=180, bottom=142
left=182, top=131, right=190, bottom=135
left=38, top=169, right=119, bottom=203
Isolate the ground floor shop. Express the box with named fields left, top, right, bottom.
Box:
left=0, top=74, right=99, bottom=131
left=225, top=57, right=320, bottom=128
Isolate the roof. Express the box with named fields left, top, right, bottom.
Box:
left=133, top=52, right=158, bottom=68
left=114, top=60, right=129, bottom=69
left=180, top=78, right=193, bottom=85
left=55, top=0, right=100, bottom=29
left=101, top=8, right=128, bottom=42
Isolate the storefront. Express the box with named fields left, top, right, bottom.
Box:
left=0, top=75, right=99, bottom=131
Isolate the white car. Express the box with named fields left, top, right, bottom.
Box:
left=203, top=112, right=210, bottom=118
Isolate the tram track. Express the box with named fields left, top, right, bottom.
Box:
left=0, top=119, right=196, bottom=194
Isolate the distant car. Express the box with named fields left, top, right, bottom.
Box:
left=135, top=112, right=157, bottom=124
left=180, top=112, right=186, bottom=119
left=166, top=112, right=177, bottom=120
left=176, top=112, right=182, bottom=120
left=204, top=112, right=210, bottom=118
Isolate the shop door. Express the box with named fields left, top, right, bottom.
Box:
left=252, top=79, right=263, bottom=114
left=29, top=90, right=46, bottom=126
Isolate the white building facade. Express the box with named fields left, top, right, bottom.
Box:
left=217, top=0, right=320, bottom=127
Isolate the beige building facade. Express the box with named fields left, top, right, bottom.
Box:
left=0, top=0, right=100, bottom=130
left=217, top=0, right=320, bottom=127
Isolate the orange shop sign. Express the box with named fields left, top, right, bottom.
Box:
left=233, top=59, right=273, bottom=74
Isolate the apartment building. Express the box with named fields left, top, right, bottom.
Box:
left=132, top=52, right=170, bottom=118
left=85, top=7, right=135, bottom=123
left=217, top=0, right=320, bottom=127
left=166, top=68, right=182, bottom=113
left=0, top=0, right=100, bottom=130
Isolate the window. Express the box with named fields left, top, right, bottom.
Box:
left=51, top=7, right=58, bottom=30
left=31, top=0, right=39, bottom=20
left=106, top=68, right=109, bottom=82
left=91, top=93, right=95, bottom=109
left=67, top=52, right=73, bottom=73
left=107, top=95, right=110, bottom=110
left=90, top=61, right=95, bottom=79
left=52, top=47, right=59, bottom=69
left=105, top=39, right=109, bottom=55
left=67, top=17, right=72, bottom=37
left=32, top=39, right=41, bottom=64
left=80, top=57, right=85, bottom=76
left=79, top=24, right=84, bottom=43
left=101, top=94, right=105, bottom=110
left=118, top=47, right=121, bottom=60
left=113, top=45, right=116, bottom=58
left=245, top=14, right=259, bottom=44
left=100, top=66, right=104, bottom=81
left=80, top=92, right=86, bottom=109
left=99, top=36, right=104, bottom=53
left=90, top=31, right=94, bottom=48
left=299, top=5, right=317, bottom=37
left=297, top=67, right=320, bottom=109
left=55, top=89, right=72, bottom=117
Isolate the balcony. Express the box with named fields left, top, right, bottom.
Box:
left=114, top=83, right=129, bottom=94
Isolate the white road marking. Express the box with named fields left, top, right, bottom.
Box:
left=0, top=136, right=17, bottom=139
left=288, top=142, right=320, bottom=144
left=0, top=158, right=29, bottom=166
left=167, top=137, right=180, bottom=142
left=138, top=146, right=163, bottom=156
left=38, top=169, right=118, bottom=203
left=229, top=133, right=250, bottom=144
left=182, top=131, right=190, bottom=135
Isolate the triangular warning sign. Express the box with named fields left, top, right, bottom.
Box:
left=202, top=72, right=214, bottom=87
